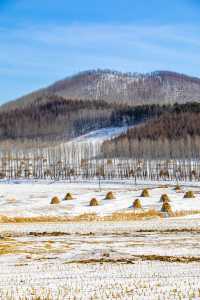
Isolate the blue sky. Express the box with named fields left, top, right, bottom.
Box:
left=0, top=0, right=200, bottom=103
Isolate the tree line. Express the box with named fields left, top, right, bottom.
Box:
left=0, top=96, right=176, bottom=146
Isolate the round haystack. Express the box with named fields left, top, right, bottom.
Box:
left=64, top=192, right=73, bottom=200
left=160, top=194, right=170, bottom=203
left=133, top=199, right=142, bottom=209
left=50, top=196, right=60, bottom=204
left=7, top=197, right=16, bottom=203
left=161, top=202, right=173, bottom=215
left=174, top=185, right=181, bottom=191
left=140, top=189, right=150, bottom=197
left=105, top=191, right=115, bottom=200
left=89, top=198, right=99, bottom=206
left=184, top=191, right=195, bottom=198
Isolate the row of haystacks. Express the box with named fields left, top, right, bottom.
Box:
left=89, top=191, right=115, bottom=206
left=133, top=193, right=172, bottom=214
left=50, top=191, right=115, bottom=206
left=140, top=188, right=196, bottom=199
left=50, top=192, right=73, bottom=204
left=50, top=187, right=197, bottom=217
left=127, top=187, right=196, bottom=216
left=139, top=188, right=196, bottom=216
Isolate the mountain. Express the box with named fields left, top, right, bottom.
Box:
left=0, top=95, right=164, bottom=144
left=2, top=69, right=200, bottom=110
left=0, top=69, right=200, bottom=148
left=48, top=70, right=200, bottom=105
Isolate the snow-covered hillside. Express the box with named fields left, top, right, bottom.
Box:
left=71, top=126, right=128, bottom=144
left=57, top=126, right=129, bottom=162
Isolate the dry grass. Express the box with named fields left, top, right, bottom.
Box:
left=140, top=188, right=150, bottom=197
left=50, top=196, right=60, bottom=204
left=133, top=199, right=142, bottom=209
left=0, top=215, right=69, bottom=223
left=158, top=184, right=169, bottom=188
left=173, top=210, right=200, bottom=217
left=67, top=255, right=200, bottom=264
left=0, top=210, right=161, bottom=223
left=1, top=209, right=200, bottom=224
left=0, top=243, right=16, bottom=255
left=184, top=191, right=195, bottom=198
left=73, top=213, right=98, bottom=221
left=105, top=210, right=162, bottom=221
left=0, top=239, right=33, bottom=255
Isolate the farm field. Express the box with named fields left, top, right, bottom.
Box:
left=1, top=180, right=200, bottom=299
left=1, top=179, right=200, bottom=220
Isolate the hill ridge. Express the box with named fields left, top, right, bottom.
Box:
left=1, top=69, right=200, bottom=110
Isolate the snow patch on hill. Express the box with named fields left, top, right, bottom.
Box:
left=71, top=126, right=128, bottom=144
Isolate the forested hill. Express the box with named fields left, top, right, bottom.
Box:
left=0, top=69, right=200, bottom=151
left=0, top=94, right=167, bottom=142
left=2, top=69, right=200, bottom=110
left=102, top=102, right=200, bottom=159
left=46, top=70, right=200, bottom=106
left=0, top=92, right=200, bottom=155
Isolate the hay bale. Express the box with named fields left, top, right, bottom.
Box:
left=184, top=191, right=195, bottom=198
left=160, top=194, right=170, bottom=202
left=140, top=189, right=150, bottom=197
left=105, top=191, right=115, bottom=200
left=174, top=185, right=181, bottom=191
left=64, top=192, right=73, bottom=200
left=133, top=199, right=142, bottom=209
left=50, top=196, right=60, bottom=204
left=89, top=198, right=99, bottom=206
left=161, top=202, right=173, bottom=215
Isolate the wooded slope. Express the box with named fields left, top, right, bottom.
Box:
left=102, top=102, right=200, bottom=159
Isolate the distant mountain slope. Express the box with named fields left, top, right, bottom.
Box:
left=2, top=69, right=200, bottom=110
left=48, top=70, right=200, bottom=105
left=0, top=69, right=200, bottom=149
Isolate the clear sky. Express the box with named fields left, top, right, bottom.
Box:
left=0, top=0, right=200, bottom=103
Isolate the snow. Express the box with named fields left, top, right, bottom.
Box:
left=1, top=260, right=200, bottom=300
left=71, top=126, right=128, bottom=143
left=0, top=180, right=200, bottom=219
left=1, top=180, right=200, bottom=299
left=55, top=126, right=131, bottom=162
left=1, top=219, right=200, bottom=299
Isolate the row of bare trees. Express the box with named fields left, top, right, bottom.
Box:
left=0, top=141, right=200, bottom=182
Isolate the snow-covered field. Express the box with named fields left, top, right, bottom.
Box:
left=1, top=180, right=200, bottom=299
left=1, top=219, right=200, bottom=299
left=0, top=180, right=200, bottom=219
